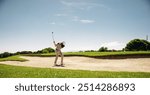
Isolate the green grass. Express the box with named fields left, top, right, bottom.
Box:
left=0, top=55, right=28, bottom=62
left=0, top=51, right=150, bottom=78
left=0, top=64, right=150, bottom=78
left=23, top=51, right=150, bottom=58
left=64, top=51, right=150, bottom=56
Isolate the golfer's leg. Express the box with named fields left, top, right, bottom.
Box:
left=61, top=53, right=64, bottom=66
left=54, top=53, right=58, bottom=65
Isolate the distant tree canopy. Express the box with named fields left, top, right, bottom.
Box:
left=16, top=47, right=55, bottom=54
left=85, top=50, right=96, bottom=52
left=0, top=52, right=13, bottom=58
left=125, top=39, right=150, bottom=51
left=16, top=51, right=33, bottom=54
left=41, top=47, right=55, bottom=53
left=33, top=47, right=55, bottom=54
left=0, top=47, right=55, bottom=58
left=98, top=47, right=108, bottom=52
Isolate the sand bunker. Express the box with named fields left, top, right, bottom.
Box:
left=0, top=56, right=150, bottom=72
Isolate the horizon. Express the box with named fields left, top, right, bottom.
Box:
left=0, top=0, right=150, bottom=53
left=1, top=37, right=149, bottom=54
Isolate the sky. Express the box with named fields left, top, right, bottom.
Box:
left=0, top=0, right=150, bottom=53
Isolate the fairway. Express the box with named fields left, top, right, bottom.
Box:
left=0, top=56, right=150, bottom=72
left=0, top=64, right=150, bottom=78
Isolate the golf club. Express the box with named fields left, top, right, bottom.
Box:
left=52, top=32, right=66, bottom=46
left=52, top=32, right=55, bottom=42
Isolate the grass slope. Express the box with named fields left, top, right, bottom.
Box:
left=0, top=55, right=28, bottom=62
left=23, top=51, right=150, bottom=58
left=0, top=64, right=150, bottom=78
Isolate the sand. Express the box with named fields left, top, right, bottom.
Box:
left=0, top=56, right=150, bottom=72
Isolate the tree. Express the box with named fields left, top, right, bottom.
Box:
left=41, top=47, right=55, bottom=53
left=36, top=50, right=42, bottom=54
left=33, top=47, right=55, bottom=54
left=125, top=39, right=150, bottom=51
left=98, top=47, right=108, bottom=52
left=19, top=51, right=32, bottom=54
left=0, top=52, right=13, bottom=58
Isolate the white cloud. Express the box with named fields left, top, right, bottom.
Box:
left=55, top=13, right=67, bottom=16
left=72, top=16, right=95, bottom=24
left=80, top=19, right=95, bottom=24
left=60, top=0, right=90, bottom=7
left=49, top=21, right=66, bottom=26
left=60, top=0, right=111, bottom=11
left=61, top=0, right=73, bottom=6
left=100, top=41, right=125, bottom=50
left=50, top=22, right=56, bottom=25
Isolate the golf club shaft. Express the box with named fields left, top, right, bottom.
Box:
left=52, top=32, right=55, bottom=42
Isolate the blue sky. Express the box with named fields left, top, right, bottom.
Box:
left=0, top=0, right=150, bottom=52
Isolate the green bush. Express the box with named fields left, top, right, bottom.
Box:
left=18, top=51, right=32, bottom=54
left=41, top=47, right=55, bottom=53
left=125, top=39, right=150, bottom=51
left=98, top=47, right=108, bottom=52
left=0, top=52, right=13, bottom=58
left=34, top=47, right=55, bottom=54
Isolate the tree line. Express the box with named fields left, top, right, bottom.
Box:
left=0, top=39, right=150, bottom=58
left=15, top=47, right=55, bottom=54
left=0, top=47, right=55, bottom=58
left=98, top=39, right=150, bottom=52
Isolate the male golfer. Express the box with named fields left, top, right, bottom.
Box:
left=53, top=41, right=64, bottom=67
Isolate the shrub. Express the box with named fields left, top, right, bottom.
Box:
left=125, top=39, right=150, bottom=51
left=34, top=47, right=55, bottom=54
left=98, top=47, right=108, bottom=52
left=0, top=52, right=13, bottom=58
